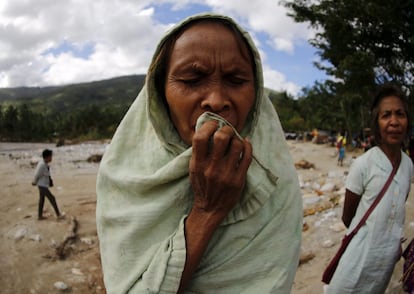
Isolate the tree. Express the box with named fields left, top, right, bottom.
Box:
left=17, top=104, right=34, bottom=141
left=283, top=0, right=414, bottom=137
left=3, top=105, right=19, bottom=141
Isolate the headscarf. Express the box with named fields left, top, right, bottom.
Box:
left=96, top=13, right=302, bottom=293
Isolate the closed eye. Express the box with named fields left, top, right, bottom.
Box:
left=396, top=110, right=407, bottom=118
left=224, top=73, right=252, bottom=86
left=179, top=76, right=204, bottom=87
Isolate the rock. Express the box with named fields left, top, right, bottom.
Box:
left=69, top=269, right=86, bottom=283
left=56, top=138, right=65, bottom=147
left=54, top=281, right=69, bottom=290
left=320, top=182, right=336, bottom=193
left=80, top=237, right=93, bottom=245
left=50, top=239, right=58, bottom=248
left=14, top=227, right=28, bottom=241
left=327, top=171, right=339, bottom=178
left=30, top=156, right=40, bottom=167
left=330, top=222, right=346, bottom=232
left=311, top=182, right=321, bottom=191
left=71, top=268, right=84, bottom=276
left=322, top=239, right=335, bottom=248
left=303, top=195, right=321, bottom=205
left=336, top=186, right=346, bottom=195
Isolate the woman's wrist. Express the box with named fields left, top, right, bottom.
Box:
left=186, top=207, right=224, bottom=235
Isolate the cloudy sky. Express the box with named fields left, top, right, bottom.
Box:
left=0, top=0, right=328, bottom=96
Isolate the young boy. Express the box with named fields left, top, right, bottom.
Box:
left=32, top=149, right=64, bottom=220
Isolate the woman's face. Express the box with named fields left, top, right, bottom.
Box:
left=377, top=95, right=408, bottom=146
left=164, top=22, right=256, bottom=145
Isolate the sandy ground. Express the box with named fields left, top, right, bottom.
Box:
left=0, top=142, right=106, bottom=294
left=0, top=140, right=412, bottom=293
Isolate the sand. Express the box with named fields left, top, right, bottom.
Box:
left=0, top=140, right=412, bottom=293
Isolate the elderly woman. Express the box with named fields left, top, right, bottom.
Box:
left=326, top=83, right=413, bottom=293
left=96, top=13, right=302, bottom=293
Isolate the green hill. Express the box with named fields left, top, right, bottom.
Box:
left=0, top=75, right=146, bottom=114
left=0, top=75, right=146, bottom=141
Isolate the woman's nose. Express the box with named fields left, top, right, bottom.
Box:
left=390, top=113, right=400, bottom=125
left=200, top=87, right=230, bottom=112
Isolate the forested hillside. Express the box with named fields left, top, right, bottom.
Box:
left=0, top=75, right=145, bottom=142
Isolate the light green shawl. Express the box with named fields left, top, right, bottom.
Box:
left=96, top=13, right=302, bottom=294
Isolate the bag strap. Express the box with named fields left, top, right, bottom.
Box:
left=349, top=162, right=399, bottom=236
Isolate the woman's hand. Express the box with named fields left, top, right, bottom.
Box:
left=178, top=120, right=253, bottom=293
left=189, top=120, right=253, bottom=222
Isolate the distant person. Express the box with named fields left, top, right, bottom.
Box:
left=336, top=132, right=346, bottom=166
left=325, top=83, right=413, bottom=293
left=32, top=149, right=64, bottom=220
left=363, top=135, right=375, bottom=152
left=96, top=13, right=302, bottom=293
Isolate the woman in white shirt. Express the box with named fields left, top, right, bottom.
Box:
left=326, top=83, right=413, bottom=293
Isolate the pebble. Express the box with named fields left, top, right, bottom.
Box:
left=322, top=239, right=335, bottom=248
left=29, top=234, right=42, bottom=242
left=54, top=281, right=69, bottom=291
left=80, top=237, right=94, bottom=245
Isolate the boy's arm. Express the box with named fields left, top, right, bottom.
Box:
left=32, top=162, right=42, bottom=185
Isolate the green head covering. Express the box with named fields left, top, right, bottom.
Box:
left=96, top=13, right=302, bottom=293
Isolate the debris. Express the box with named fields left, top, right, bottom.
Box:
left=295, top=159, right=315, bottom=169
left=303, top=200, right=335, bottom=217
left=299, top=251, right=315, bottom=265
left=29, top=234, right=42, bottom=242
left=87, top=154, right=103, bottom=163
left=55, top=216, right=78, bottom=259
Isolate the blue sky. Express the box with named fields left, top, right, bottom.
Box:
left=0, top=1, right=328, bottom=96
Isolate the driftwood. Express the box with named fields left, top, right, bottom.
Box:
left=294, top=159, right=315, bottom=169
left=87, top=154, right=103, bottom=163
left=55, top=216, right=78, bottom=259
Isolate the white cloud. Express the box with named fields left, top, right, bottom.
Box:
left=263, top=66, right=301, bottom=97
left=0, top=0, right=169, bottom=87
left=0, top=0, right=320, bottom=95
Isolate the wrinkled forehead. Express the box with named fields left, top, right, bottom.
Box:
left=173, top=19, right=253, bottom=60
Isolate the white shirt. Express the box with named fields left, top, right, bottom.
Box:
left=33, top=160, right=50, bottom=188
